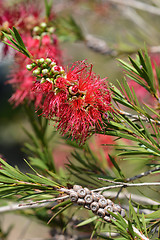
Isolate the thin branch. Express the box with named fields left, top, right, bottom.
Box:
left=103, top=190, right=159, bottom=205
left=94, top=180, right=160, bottom=191
left=118, top=110, right=160, bottom=125
left=106, top=0, right=160, bottom=16
left=85, top=34, right=117, bottom=56
left=126, top=166, right=160, bottom=182
left=0, top=196, right=69, bottom=213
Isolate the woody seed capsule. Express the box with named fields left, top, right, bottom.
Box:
left=98, top=198, right=108, bottom=208
left=106, top=199, right=113, bottom=206
left=92, top=193, right=102, bottom=202
left=84, top=194, right=93, bottom=204
left=84, top=187, right=91, bottom=195
left=120, top=209, right=126, bottom=217
left=77, top=198, right=85, bottom=205
left=104, top=216, right=111, bottom=222
left=104, top=205, right=113, bottom=216
left=77, top=188, right=86, bottom=198
left=69, top=191, right=78, bottom=202
left=113, top=204, right=121, bottom=213
left=90, top=202, right=99, bottom=212
left=97, top=208, right=105, bottom=217
left=73, top=185, right=82, bottom=192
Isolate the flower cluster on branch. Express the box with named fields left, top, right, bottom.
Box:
left=26, top=58, right=112, bottom=143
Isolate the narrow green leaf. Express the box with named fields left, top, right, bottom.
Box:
left=48, top=202, right=72, bottom=224
left=129, top=201, right=141, bottom=230
left=145, top=209, right=160, bottom=219
left=76, top=216, right=98, bottom=227
left=108, top=155, right=125, bottom=178
left=13, top=27, right=26, bottom=49
left=2, top=41, right=19, bottom=52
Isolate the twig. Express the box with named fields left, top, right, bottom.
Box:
left=126, top=166, right=160, bottom=182
left=106, top=0, right=160, bottom=16
left=85, top=34, right=117, bottom=56
left=118, top=110, right=160, bottom=125
left=103, top=190, right=159, bottom=205
left=0, top=196, right=69, bottom=213
left=94, top=181, right=160, bottom=191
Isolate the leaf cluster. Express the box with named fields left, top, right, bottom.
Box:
left=2, top=27, right=32, bottom=58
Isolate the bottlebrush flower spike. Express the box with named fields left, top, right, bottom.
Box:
left=28, top=59, right=112, bottom=144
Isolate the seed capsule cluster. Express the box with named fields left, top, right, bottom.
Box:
left=26, top=58, right=66, bottom=84
left=69, top=185, right=126, bottom=222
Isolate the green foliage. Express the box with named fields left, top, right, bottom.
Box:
left=2, top=27, right=32, bottom=58
left=54, top=15, right=85, bottom=42
left=0, top=158, right=62, bottom=200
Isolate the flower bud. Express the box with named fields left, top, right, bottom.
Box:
left=33, top=68, right=41, bottom=76
left=92, top=193, right=102, bottom=202
left=50, top=61, right=56, bottom=67
left=69, top=85, right=78, bottom=95
left=51, top=65, right=61, bottom=74
left=38, top=58, right=45, bottom=64
left=42, top=69, right=49, bottom=75
left=42, top=63, right=48, bottom=68
left=40, top=22, right=47, bottom=29
left=26, top=64, right=33, bottom=71
left=47, top=27, right=55, bottom=33
left=31, top=63, right=36, bottom=68
left=45, top=58, right=52, bottom=64
left=84, top=187, right=91, bottom=195
left=33, top=26, right=40, bottom=33
left=40, top=77, right=46, bottom=83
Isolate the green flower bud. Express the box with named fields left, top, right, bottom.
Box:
left=31, top=63, right=36, bottom=68
left=40, top=22, right=47, bottom=29
left=45, top=58, right=52, bottom=64
left=38, top=58, right=45, bottom=64
left=42, top=63, right=48, bottom=68
left=47, top=27, right=55, bottom=34
left=26, top=64, right=33, bottom=71
left=33, top=68, right=41, bottom=76
left=50, top=61, right=56, bottom=67
left=40, top=77, right=46, bottom=83
left=42, top=69, right=49, bottom=75
left=33, top=26, right=40, bottom=33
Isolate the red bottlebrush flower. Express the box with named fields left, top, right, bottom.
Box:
left=0, top=0, right=43, bottom=56
left=8, top=34, right=62, bottom=106
left=37, top=60, right=112, bottom=144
